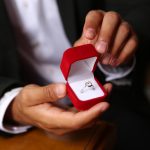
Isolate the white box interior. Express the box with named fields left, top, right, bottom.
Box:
left=68, top=57, right=104, bottom=101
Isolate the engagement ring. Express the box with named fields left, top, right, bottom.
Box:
left=80, top=81, right=95, bottom=93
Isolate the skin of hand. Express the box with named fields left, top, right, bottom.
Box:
left=11, top=83, right=112, bottom=135
left=74, top=10, right=138, bottom=66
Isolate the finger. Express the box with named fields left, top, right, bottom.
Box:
left=117, top=34, right=138, bottom=65
left=25, top=103, right=98, bottom=130
left=26, top=100, right=109, bottom=131
left=23, top=83, right=66, bottom=106
left=56, top=102, right=109, bottom=129
left=95, top=11, right=121, bottom=54
left=111, top=22, right=131, bottom=57
left=83, top=10, right=104, bottom=40
left=108, top=22, right=131, bottom=65
left=100, top=52, right=112, bottom=65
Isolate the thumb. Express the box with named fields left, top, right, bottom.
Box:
left=25, top=83, right=66, bottom=105
left=74, top=10, right=104, bottom=47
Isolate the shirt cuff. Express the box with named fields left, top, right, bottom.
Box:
left=98, top=56, right=136, bottom=82
left=0, top=88, right=31, bottom=134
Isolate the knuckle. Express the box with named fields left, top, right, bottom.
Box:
left=43, top=86, right=56, bottom=100
left=105, top=11, right=120, bottom=21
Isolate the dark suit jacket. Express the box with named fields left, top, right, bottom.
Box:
left=0, top=0, right=150, bottom=116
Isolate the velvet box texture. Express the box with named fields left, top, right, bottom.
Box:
left=60, top=44, right=107, bottom=110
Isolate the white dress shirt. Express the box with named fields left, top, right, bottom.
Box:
left=0, top=0, right=135, bottom=134
left=1, top=0, right=71, bottom=134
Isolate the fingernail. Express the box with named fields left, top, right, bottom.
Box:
left=95, top=41, right=108, bottom=54
left=102, top=54, right=111, bottom=65
left=55, top=84, right=66, bottom=98
left=85, top=28, right=96, bottom=39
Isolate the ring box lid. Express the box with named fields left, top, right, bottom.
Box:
left=60, top=44, right=99, bottom=81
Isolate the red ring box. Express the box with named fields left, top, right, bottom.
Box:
left=60, top=44, right=107, bottom=110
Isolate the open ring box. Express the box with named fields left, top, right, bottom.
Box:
left=60, top=44, right=107, bottom=110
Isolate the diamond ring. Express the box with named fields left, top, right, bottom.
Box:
left=80, top=81, right=95, bottom=93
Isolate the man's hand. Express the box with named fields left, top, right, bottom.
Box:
left=11, top=83, right=112, bottom=135
left=74, top=10, right=138, bottom=66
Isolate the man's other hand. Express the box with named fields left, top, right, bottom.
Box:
left=74, top=10, right=138, bottom=66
